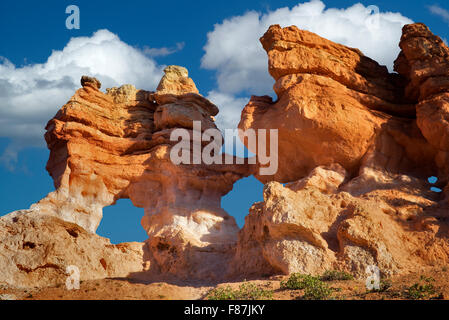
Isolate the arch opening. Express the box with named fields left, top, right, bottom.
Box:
left=221, top=175, right=263, bottom=228
left=96, top=199, right=147, bottom=244
left=428, top=176, right=443, bottom=193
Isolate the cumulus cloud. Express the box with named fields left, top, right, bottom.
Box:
left=202, top=0, right=413, bottom=132
left=207, top=91, right=249, bottom=131
left=1, top=1, right=415, bottom=168
left=206, top=91, right=252, bottom=157
left=0, top=29, right=164, bottom=169
left=429, top=4, right=449, bottom=23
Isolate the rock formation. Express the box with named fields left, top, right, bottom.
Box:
left=2, top=23, right=449, bottom=288
left=234, top=23, right=449, bottom=278
left=0, top=213, right=146, bottom=288
left=0, top=66, right=250, bottom=287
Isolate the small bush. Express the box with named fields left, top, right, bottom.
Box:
left=320, top=270, right=354, bottom=281
left=207, top=286, right=236, bottom=300
left=208, top=282, right=273, bottom=300
left=303, top=282, right=333, bottom=300
left=280, top=273, right=333, bottom=300
left=379, top=279, right=393, bottom=292
left=280, top=273, right=313, bottom=290
left=420, top=275, right=435, bottom=282
left=406, top=283, right=435, bottom=299
left=405, top=277, right=436, bottom=300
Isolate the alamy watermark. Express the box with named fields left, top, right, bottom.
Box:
left=65, top=5, right=80, bottom=30
left=65, top=265, right=80, bottom=290
left=169, top=121, right=279, bottom=176
left=365, top=265, right=380, bottom=290
left=366, top=5, right=380, bottom=30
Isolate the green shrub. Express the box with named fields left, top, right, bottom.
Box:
left=208, top=282, right=273, bottom=300
left=303, top=282, right=333, bottom=300
left=405, top=278, right=435, bottom=300
left=420, top=275, right=435, bottom=282
left=406, top=283, right=435, bottom=299
left=280, top=273, right=333, bottom=300
left=207, top=286, right=235, bottom=300
left=280, top=273, right=313, bottom=290
left=320, top=270, right=354, bottom=281
left=379, top=279, right=392, bottom=292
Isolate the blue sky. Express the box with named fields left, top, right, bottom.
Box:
left=1, top=0, right=448, bottom=243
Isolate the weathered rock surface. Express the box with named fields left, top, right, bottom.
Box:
left=234, top=23, right=449, bottom=278
left=0, top=67, right=250, bottom=287
left=80, top=75, right=101, bottom=90
left=3, top=23, right=449, bottom=288
left=231, top=165, right=449, bottom=278
left=156, top=65, right=199, bottom=95
left=239, top=24, right=439, bottom=184
left=0, top=213, right=146, bottom=288
left=394, top=23, right=449, bottom=179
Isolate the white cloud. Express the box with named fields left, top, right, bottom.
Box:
left=206, top=91, right=252, bottom=157
left=0, top=2, right=415, bottom=168
left=0, top=143, right=20, bottom=171
left=207, top=91, right=249, bottom=131
left=201, top=1, right=413, bottom=135
left=429, top=4, right=449, bottom=23
left=143, top=42, right=185, bottom=57
left=202, top=11, right=273, bottom=96
left=202, top=0, right=413, bottom=104
left=0, top=29, right=164, bottom=169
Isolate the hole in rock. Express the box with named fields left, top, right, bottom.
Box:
left=23, top=242, right=36, bottom=249
left=427, top=176, right=443, bottom=193
left=156, top=242, right=171, bottom=251
left=66, top=228, right=79, bottom=238
left=99, top=258, right=107, bottom=270
left=428, top=176, right=438, bottom=184
left=96, top=199, right=147, bottom=244
left=221, top=176, right=264, bottom=228
left=263, top=225, right=270, bottom=237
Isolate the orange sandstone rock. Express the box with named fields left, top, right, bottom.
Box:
left=3, top=23, right=449, bottom=288
left=239, top=24, right=437, bottom=184
left=233, top=23, right=449, bottom=278
left=1, top=67, right=250, bottom=286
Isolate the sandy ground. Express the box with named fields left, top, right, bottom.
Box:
left=1, top=266, right=449, bottom=300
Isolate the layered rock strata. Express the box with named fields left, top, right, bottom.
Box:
left=3, top=23, right=449, bottom=287
left=0, top=66, right=250, bottom=287
left=234, top=23, right=449, bottom=278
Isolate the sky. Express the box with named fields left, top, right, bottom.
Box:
left=1, top=0, right=448, bottom=243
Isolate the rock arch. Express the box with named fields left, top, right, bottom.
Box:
left=23, top=67, right=252, bottom=280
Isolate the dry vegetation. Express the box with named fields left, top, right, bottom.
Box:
left=1, top=267, right=449, bottom=300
